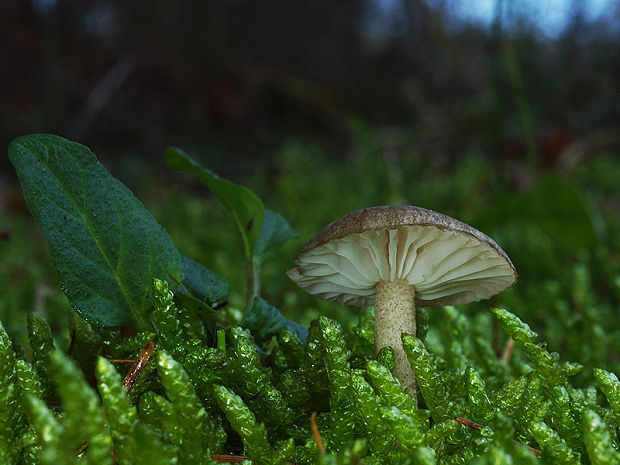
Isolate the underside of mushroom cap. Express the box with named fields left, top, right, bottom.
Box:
left=287, top=206, right=517, bottom=307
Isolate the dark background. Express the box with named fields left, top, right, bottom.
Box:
left=2, top=0, right=619, bottom=185
left=1, top=1, right=620, bottom=375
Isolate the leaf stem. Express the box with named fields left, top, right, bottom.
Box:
left=243, top=259, right=261, bottom=321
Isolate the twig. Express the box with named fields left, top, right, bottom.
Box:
left=122, top=341, right=155, bottom=392
left=455, top=417, right=541, bottom=456
left=310, top=412, right=325, bottom=454
left=212, top=455, right=247, bottom=463
left=501, top=337, right=515, bottom=363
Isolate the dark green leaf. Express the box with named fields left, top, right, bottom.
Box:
left=243, top=297, right=308, bottom=344
left=166, top=147, right=265, bottom=260
left=254, top=209, right=297, bottom=263
left=178, top=255, right=227, bottom=304
left=9, top=134, right=182, bottom=328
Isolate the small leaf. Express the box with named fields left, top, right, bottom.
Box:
left=318, top=317, right=356, bottom=452
left=380, top=406, right=427, bottom=455
left=530, top=421, right=580, bottom=465
left=213, top=384, right=274, bottom=465
left=157, top=351, right=224, bottom=457
left=254, top=209, right=297, bottom=263
left=466, top=366, right=494, bottom=425
left=594, top=368, right=620, bottom=418
left=228, top=327, right=294, bottom=429
left=27, top=313, right=56, bottom=405
left=366, top=360, right=420, bottom=424
left=0, top=320, right=23, bottom=463
left=166, top=147, right=265, bottom=260
left=350, top=373, right=395, bottom=455
left=25, top=394, right=67, bottom=465
left=178, top=255, right=228, bottom=304
left=376, top=346, right=395, bottom=373
left=9, top=134, right=182, bottom=328
left=49, top=350, right=114, bottom=464
left=244, top=297, right=308, bottom=344
left=582, top=409, right=620, bottom=464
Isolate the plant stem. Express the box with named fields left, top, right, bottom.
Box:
left=217, top=330, right=226, bottom=352
left=375, top=280, right=417, bottom=402
left=242, top=259, right=261, bottom=321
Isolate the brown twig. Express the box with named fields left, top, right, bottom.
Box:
left=455, top=416, right=483, bottom=430
left=501, top=337, right=515, bottom=363
left=455, top=417, right=541, bottom=456
left=122, top=341, right=155, bottom=392
left=310, top=412, right=325, bottom=454
left=212, top=454, right=297, bottom=464
left=212, top=455, right=247, bottom=463
left=75, top=442, right=89, bottom=455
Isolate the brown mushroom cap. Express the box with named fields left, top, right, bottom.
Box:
left=287, top=205, right=517, bottom=307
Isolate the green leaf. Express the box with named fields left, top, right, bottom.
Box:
left=466, top=366, right=494, bottom=425
left=152, top=278, right=186, bottom=361
left=366, top=360, right=420, bottom=424
left=530, top=421, right=580, bottom=465
left=157, top=351, right=226, bottom=456
left=243, top=297, right=308, bottom=344
left=379, top=406, right=427, bottom=456
left=166, top=147, right=265, bottom=261
left=68, top=309, right=101, bottom=382
left=213, top=384, right=274, bottom=465
left=376, top=346, right=395, bottom=373
left=96, top=357, right=136, bottom=434
left=228, top=327, right=294, bottom=428
left=277, top=330, right=305, bottom=369
left=350, top=373, right=395, bottom=455
left=9, top=134, right=183, bottom=328
left=25, top=394, right=67, bottom=465
left=15, top=359, right=43, bottom=399
left=49, top=350, right=114, bottom=465
left=96, top=357, right=177, bottom=465
left=27, top=313, right=56, bottom=405
left=594, top=368, right=620, bottom=418
left=178, top=255, right=228, bottom=304
left=318, top=317, right=356, bottom=452
left=0, top=320, right=22, bottom=464
left=402, top=334, right=449, bottom=420
left=254, top=209, right=297, bottom=263
left=582, top=409, right=620, bottom=465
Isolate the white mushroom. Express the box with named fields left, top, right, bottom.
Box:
left=287, top=205, right=517, bottom=401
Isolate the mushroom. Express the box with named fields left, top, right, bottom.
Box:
left=287, top=205, right=516, bottom=400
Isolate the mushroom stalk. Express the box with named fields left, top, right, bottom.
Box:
left=374, top=280, right=417, bottom=402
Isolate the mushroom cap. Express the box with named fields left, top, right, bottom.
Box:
left=287, top=205, right=516, bottom=307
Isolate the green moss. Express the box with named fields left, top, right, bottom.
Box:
left=3, top=138, right=620, bottom=463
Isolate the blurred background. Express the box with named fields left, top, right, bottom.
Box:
left=1, top=0, right=620, bottom=381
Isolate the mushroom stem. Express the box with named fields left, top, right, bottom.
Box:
left=375, top=280, right=417, bottom=402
